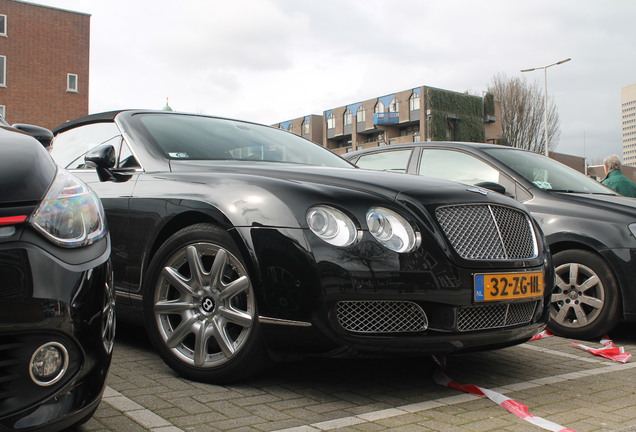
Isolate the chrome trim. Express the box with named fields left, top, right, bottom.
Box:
left=258, top=316, right=312, bottom=327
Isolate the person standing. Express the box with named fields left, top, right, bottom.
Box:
left=601, top=154, right=636, bottom=198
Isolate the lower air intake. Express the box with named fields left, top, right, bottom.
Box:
left=336, top=300, right=428, bottom=333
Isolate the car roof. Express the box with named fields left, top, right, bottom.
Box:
left=343, top=141, right=519, bottom=158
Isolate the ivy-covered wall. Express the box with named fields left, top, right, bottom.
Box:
left=426, top=88, right=487, bottom=142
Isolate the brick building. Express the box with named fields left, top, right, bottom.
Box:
left=0, top=0, right=89, bottom=129
left=274, top=85, right=502, bottom=156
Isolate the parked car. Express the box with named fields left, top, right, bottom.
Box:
left=48, top=110, right=552, bottom=383
left=344, top=142, right=636, bottom=340
left=0, top=126, right=114, bottom=431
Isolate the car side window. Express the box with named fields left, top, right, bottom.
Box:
left=354, top=149, right=413, bottom=173
left=50, top=122, right=122, bottom=169
left=117, top=141, right=140, bottom=169
left=418, top=149, right=515, bottom=196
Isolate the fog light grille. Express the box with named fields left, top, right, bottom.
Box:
left=336, top=300, right=428, bottom=333
left=457, top=301, right=539, bottom=332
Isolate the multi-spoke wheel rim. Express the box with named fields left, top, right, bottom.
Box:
left=153, top=242, right=254, bottom=368
left=550, top=262, right=604, bottom=329
left=101, top=280, right=116, bottom=354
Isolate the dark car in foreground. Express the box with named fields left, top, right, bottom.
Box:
left=344, top=142, right=636, bottom=340
left=0, top=126, right=114, bottom=431
left=48, top=110, right=552, bottom=383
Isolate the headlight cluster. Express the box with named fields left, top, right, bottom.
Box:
left=31, top=168, right=107, bottom=247
left=306, top=205, right=358, bottom=247
left=307, top=205, right=420, bottom=253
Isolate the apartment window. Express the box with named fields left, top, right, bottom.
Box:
left=0, top=105, right=5, bottom=118
left=357, top=106, right=366, bottom=122
left=409, top=92, right=420, bottom=111
left=302, top=120, right=310, bottom=135
left=0, top=15, right=6, bottom=37
left=327, top=113, right=335, bottom=129
left=375, top=101, right=385, bottom=113
left=0, top=56, right=5, bottom=87
left=344, top=109, right=352, bottom=126
left=67, top=73, right=78, bottom=92
left=389, top=98, right=399, bottom=113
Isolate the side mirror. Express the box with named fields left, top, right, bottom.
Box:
left=85, top=144, right=131, bottom=182
left=12, top=123, right=54, bottom=148
left=474, top=181, right=507, bottom=195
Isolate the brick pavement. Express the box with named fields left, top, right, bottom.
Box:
left=73, top=323, right=636, bottom=432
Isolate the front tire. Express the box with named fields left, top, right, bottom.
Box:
left=143, top=223, right=269, bottom=383
left=548, top=249, right=621, bottom=340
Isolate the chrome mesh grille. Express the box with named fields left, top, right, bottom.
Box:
left=436, top=204, right=537, bottom=260
left=336, top=301, right=428, bottom=333
left=457, top=301, right=539, bottom=332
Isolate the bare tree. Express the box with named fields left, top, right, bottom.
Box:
left=488, top=73, right=560, bottom=154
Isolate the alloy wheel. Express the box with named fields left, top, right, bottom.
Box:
left=550, top=262, right=604, bottom=329
left=152, top=242, right=254, bottom=368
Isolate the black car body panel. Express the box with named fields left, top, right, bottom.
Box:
left=0, top=128, right=113, bottom=431
left=48, top=111, right=552, bottom=382
left=344, top=141, right=636, bottom=338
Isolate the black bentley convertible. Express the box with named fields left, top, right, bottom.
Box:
left=49, top=110, right=552, bottom=383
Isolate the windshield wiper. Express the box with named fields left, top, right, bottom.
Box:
left=546, top=189, right=579, bottom=193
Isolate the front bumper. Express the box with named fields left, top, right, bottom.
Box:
left=240, top=226, right=551, bottom=358
left=0, top=235, right=114, bottom=432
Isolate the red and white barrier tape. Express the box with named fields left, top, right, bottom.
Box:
left=529, top=329, right=632, bottom=363
left=529, top=329, right=555, bottom=341
left=430, top=332, right=631, bottom=431
left=433, top=368, right=577, bottom=432
left=570, top=336, right=632, bottom=363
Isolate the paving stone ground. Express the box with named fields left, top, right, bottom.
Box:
left=68, top=322, right=636, bottom=432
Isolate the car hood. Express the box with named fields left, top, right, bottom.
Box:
left=0, top=128, right=57, bottom=205
left=169, top=161, right=522, bottom=208
left=545, top=191, right=636, bottom=218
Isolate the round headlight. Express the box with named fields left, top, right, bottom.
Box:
left=366, top=207, right=420, bottom=253
left=307, top=205, right=358, bottom=247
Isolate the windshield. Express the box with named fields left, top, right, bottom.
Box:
left=132, top=113, right=353, bottom=168
left=484, top=148, right=617, bottom=195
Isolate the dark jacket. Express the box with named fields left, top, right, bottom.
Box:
left=602, top=169, right=636, bottom=198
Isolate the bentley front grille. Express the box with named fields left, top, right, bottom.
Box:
left=435, top=204, right=537, bottom=260
left=336, top=300, right=428, bottom=333
left=457, top=300, right=539, bottom=332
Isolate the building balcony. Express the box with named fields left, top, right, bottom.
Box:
left=373, top=112, right=399, bottom=125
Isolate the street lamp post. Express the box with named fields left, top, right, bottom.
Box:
left=521, top=58, right=571, bottom=157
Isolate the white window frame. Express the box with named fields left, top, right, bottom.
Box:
left=389, top=98, right=399, bottom=113
left=327, top=113, right=335, bottom=129
left=0, top=56, right=6, bottom=87
left=0, top=15, right=6, bottom=37
left=344, top=109, right=352, bottom=126
left=357, top=106, right=366, bottom=122
left=0, top=105, right=5, bottom=118
left=409, top=92, right=420, bottom=111
left=67, top=73, right=78, bottom=92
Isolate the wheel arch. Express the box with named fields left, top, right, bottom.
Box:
left=141, top=209, right=262, bottom=300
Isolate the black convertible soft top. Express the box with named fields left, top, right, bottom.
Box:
left=52, top=110, right=126, bottom=135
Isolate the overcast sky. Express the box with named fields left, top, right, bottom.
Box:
left=34, top=0, right=636, bottom=162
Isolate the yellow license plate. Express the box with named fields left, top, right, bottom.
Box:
left=474, top=272, right=544, bottom=302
